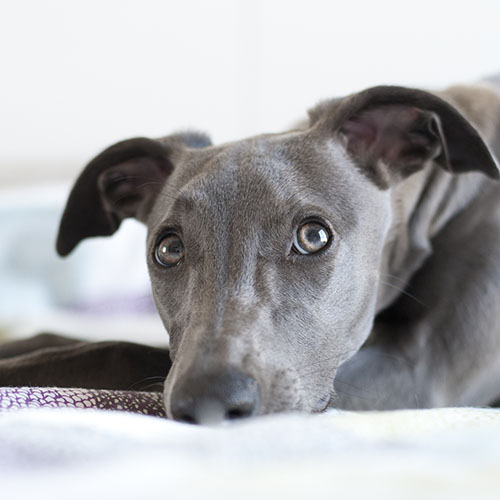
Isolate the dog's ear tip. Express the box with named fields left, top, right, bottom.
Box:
left=490, top=157, right=500, bottom=180
left=55, top=236, right=73, bottom=257
left=56, top=220, right=82, bottom=257
left=55, top=212, right=76, bottom=256
left=474, top=139, right=500, bottom=180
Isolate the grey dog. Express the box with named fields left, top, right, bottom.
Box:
left=2, top=79, right=500, bottom=424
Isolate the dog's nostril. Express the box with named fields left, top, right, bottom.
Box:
left=226, top=408, right=248, bottom=420
left=170, top=369, right=260, bottom=425
left=178, top=413, right=197, bottom=425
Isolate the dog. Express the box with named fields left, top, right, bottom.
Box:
left=2, top=80, right=500, bottom=424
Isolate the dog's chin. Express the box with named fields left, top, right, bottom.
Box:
left=312, top=392, right=333, bottom=413
left=256, top=385, right=335, bottom=416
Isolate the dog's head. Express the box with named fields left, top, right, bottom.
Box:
left=57, top=86, right=499, bottom=423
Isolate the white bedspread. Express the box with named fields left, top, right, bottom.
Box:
left=1, top=407, right=500, bottom=499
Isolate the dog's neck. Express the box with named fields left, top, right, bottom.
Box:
left=375, top=165, right=489, bottom=313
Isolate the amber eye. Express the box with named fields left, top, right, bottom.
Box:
left=293, top=221, right=331, bottom=255
left=155, top=234, right=185, bottom=267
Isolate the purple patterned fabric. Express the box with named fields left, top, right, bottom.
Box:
left=0, top=387, right=166, bottom=417
left=68, top=292, right=157, bottom=315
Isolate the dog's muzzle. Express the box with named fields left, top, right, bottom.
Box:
left=168, top=368, right=260, bottom=424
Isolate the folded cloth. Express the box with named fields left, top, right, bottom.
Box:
left=0, top=386, right=166, bottom=417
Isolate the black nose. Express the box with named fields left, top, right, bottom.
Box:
left=169, top=369, right=260, bottom=424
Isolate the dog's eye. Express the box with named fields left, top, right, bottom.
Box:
left=293, top=221, right=331, bottom=255
left=155, top=234, right=185, bottom=267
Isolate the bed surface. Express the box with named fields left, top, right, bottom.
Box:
left=1, top=401, right=500, bottom=500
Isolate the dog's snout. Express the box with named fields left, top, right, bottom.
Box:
left=170, top=369, right=260, bottom=424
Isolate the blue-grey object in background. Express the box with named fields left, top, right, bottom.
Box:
left=0, top=183, right=155, bottom=318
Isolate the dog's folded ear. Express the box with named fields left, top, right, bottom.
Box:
left=317, top=86, right=500, bottom=188
left=56, top=132, right=211, bottom=256
left=56, top=137, right=172, bottom=256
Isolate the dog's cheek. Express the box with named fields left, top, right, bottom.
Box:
left=149, top=282, right=190, bottom=357
left=266, top=306, right=337, bottom=409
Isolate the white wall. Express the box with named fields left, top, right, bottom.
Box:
left=1, top=0, right=500, bottom=184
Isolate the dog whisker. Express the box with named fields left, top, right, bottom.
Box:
left=379, top=272, right=408, bottom=285
left=127, top=375, right=166, bottom=391
left=140, top=381, right=165, bottom=392
left=380, top=280, right=427, bottom=307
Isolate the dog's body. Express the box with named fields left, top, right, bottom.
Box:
left=2, top=81, right=500, bottom=423
left=336, top=84, right=500, bottom=410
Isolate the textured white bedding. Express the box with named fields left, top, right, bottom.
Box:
left=1, top=407, right=500, bottom=500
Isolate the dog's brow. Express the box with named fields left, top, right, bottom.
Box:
left=170, top=193, right=196, bottom=212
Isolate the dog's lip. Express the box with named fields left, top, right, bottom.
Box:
left=312, top=392, right=332, bottom=413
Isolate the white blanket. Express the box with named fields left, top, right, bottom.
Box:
left=1, top=407, right=500, bottom=499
